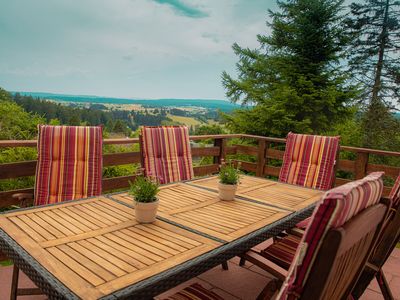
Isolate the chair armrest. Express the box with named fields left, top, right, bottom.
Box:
left=365, top=261, right=380, bottom=272
left=287, top=227, right=305, bottom=238
left=12, top=193, right=34, bottom=201
left=241, top=250, right=288, bottom=282
left=12, top=193, right=34, bottom=207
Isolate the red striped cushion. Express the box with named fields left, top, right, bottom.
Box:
left=295, top=217, right=310, bottom=229
left=164, top=283, right=224, bottom=300
left=34, top=125, right=103, bottom=206
left=277, top=172, right=384, bottom=300
left=389, top=173, right=400, bottom=208
left=261, top=234, right=302, bottom=270
left=279, top=132, right=340, bottom=190
left=140, top=126, right=194, bottom=184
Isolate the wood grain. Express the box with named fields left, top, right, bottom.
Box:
left=0, top=197, right=221, bottom=300
left=142, top=182, right=292, bottom=241
left=190, top=175, right=324, bottom=211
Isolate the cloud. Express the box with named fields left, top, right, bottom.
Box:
left=0, top=0, right=273, bottom=99
left=152, top=0, right=208, bottom=18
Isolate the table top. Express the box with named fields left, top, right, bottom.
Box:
left=0, top=196, right=221, bottom=299
left=190, top=175, right=323, bottom=211
left=0, top=175, right=324, bottom=299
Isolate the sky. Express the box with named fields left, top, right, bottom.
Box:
left=0, top=0, right=279, bottom=100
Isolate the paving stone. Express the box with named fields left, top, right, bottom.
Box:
left=391, top=248, right=400, bottom=259
left=210, top=288, right=241, bottom=300
left=360, top=288, right=384, bottom=300
left=389, top=276, right=400, bottom=300
left=198, top=262, right=271, bottom=300
left=368, top=272, right=393, bottom=293
left=155, top=278, right=213, bottom=299
left=0, top=265, right=46, bottom=300
left=383, top=256, right=400, bottom=277
left=248, top=264, right=275, bottom=279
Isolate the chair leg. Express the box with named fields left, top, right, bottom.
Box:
left=221, top=261, right=229, bottom=270
left=376, top=270, right=394, bottom=300
left=10, top=264, right=19, bottom=300
left=239, top=256, right=246, bottom=266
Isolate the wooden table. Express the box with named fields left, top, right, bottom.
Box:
left=0, top=175, right=324, bottom=299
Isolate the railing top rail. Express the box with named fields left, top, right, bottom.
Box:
left=0, top=134, right=243, bottom=148
left=339, top=146, right=400, bottom=157
left=0, top=134, right=399, bottom=157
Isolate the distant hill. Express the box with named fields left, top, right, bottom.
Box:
left=12, top=91, right=240, bottom=111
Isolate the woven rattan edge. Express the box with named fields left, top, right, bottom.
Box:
left=100, top=205, right=315, bottom=300
left=0, top=229, right=79, bottom=300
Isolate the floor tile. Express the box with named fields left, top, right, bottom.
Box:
left=198, top=262, right=270, bottom=299
left=360, top=288, right=384, bottom=300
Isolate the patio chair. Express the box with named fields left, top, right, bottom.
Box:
left=247, top=172, right=388, bottom=299
left=140, top=126, right=194, bottom=184
left=238, top=132, right=340, bottom=267
left=167, top=172, right=388, bottom=299
left=278, top=132, right=340, bottom=190
left=256, top=172, right=400, bottom=293
left=351, top=173, right=400, bottom=299
left=9, top=125, right=103, bottom=300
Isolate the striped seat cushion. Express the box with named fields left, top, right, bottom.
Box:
left=34, top=125, right=103, bottom=206
left=277, top=172, right=384, bottom=300
left=389, top=173, right=400, bottom=208
left=261, top=234, right=302, bottom=270
left=140, top=126, right=194, bottom=184
left=295, top=217, right=310, bottom=229
left=279, top=132, right=340, bottom=190
left=164, top=283, right=224, bottom=300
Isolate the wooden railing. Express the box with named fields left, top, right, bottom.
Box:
left=1, top=133, right=399, bottom=208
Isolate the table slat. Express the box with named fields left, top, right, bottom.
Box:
left=0, top=197, right=221, bottom=300
left=190, top=175, right=324, bottom=211
left=156, top=184, right=290, bottom=241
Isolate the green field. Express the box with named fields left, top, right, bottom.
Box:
left=166, top=114, right=204, bottom=126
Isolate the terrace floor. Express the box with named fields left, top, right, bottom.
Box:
left=1, top=240, right=399, bottom=300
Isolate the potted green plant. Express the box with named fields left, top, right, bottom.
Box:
left=218, top=162, right=240, bottom=200
left=129, top=176, right=160, bottom=223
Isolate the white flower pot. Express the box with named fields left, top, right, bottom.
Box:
left=218, top=183, right=238, bottom=201
left=134, top=199, right=159, bottom=223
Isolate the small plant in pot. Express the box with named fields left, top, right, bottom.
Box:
left=218, top=162, right=240, bottom=201
left=129, top=176, right=160, bottom=223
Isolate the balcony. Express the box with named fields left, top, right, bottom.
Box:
left=0, top=134, right=399, bottom=299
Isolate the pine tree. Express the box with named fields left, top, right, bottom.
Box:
left=222, top=0, right=357, bottom=136
left=345, top=0, right=400, bottom=148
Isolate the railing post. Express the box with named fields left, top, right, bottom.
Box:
left=355, top=152, right=369, bottom=179
left=256, top=140, right=267, bottom=177
left=214, top=138, right=227, bottom=165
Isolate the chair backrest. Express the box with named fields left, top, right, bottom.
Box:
left=140, top=126, right=194, bottom=184
left=277, top=172, right=387, bottom=300
left=351, top=172, right=400, bottom=297
left=279, top=132, right=340, bottom=190
left=34, top=125, right=103, bottom=206
left=372, top=172, right=400, bottom=264
left=389, top=173, right=400, bottom=208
